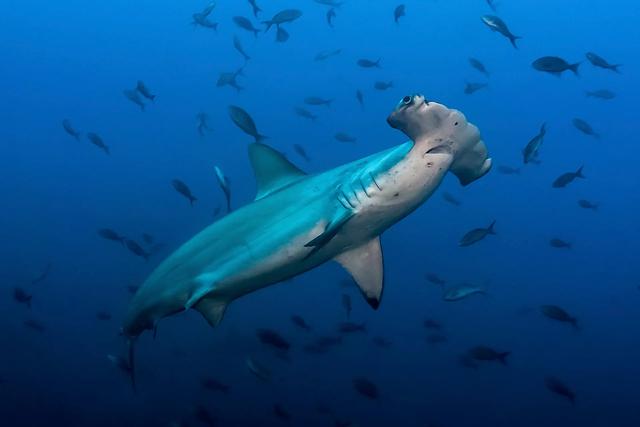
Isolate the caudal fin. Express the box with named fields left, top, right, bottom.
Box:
left=610, top=64, right=622, bottom=73
left=509, top=35, right=522, bottom=49
left=498, top=351, right=511, bottom=365
left=569, top=62, right=581, bottom=76
left=575, top=166, right=585, bottom=179
left=487, top=220, right=497, bottom=235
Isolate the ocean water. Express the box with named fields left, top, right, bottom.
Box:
left=1, top=0, right=639, bottom=426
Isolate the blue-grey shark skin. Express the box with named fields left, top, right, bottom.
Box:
left=123, top=95, right=492, bottom=338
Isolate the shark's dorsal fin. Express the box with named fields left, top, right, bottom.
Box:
left=335, top=237, right=384, bottom=309
left=249, top=143, right=306, bottom=200
left=194, top=297, right=228, bottom=328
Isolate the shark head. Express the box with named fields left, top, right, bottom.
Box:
left=387, top=94, right=492, bottom=185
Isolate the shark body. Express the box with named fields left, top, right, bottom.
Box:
left=123, top=95, right=492, bottom=344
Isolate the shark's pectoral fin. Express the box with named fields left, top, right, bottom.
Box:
left=304, top=211, right=354, bottom=258
left=194, top=297, right=228, bottom=328
left=335, top=237, right=384, bottom=309
left=249, top=143, right=307, bottom=200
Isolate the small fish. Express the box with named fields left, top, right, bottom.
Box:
left=201, top=377, right=231, bottom=394
left=585, top=89, right=615, bottom=100
left=586, top=52, right=620, bottom=73
left=425, top=273, right=446, bottom=286
left=294, top=144, right=310, bottom=162
left=374, top=81, right=393, bottom=91
left=469, top=57, right=490, bottom=77
left=572, top=118, right=599, bottom=139
left=486, top=0, right=498, bottom=12
left=304, top=97, right=333, bottom=108
left=196, top=112, right=211, bottom=137
left=294, top=107, right=317, bottom=121
left=532, top=56, right=580, bottom=76
left=123, top=89, right=145, bottom=111
left=126, top=285, right=139, bottom=295
left=481, top=15, right=521, bottom=48
left=327, top=8, right=336, bottom=27
left=423, top=319, right=443, bottom=330
left=214, top=166, right=231, bottom=213
left=372, top=336, right=392, bottom=348
left=523, top=123, right=546, bottom=164
left=442, top=192, right=461, bottom=206
left=577, top=199, right=598, bottom=211
left=62, top=119, right=81, bottom=140
left=217, top=67, right=245, bottom=92
left=497, top=165, right=520, bottom=175
left=464, top=82, right=488, bottom=95
left=459, top=220, right=496, bottom=247
left=334, top=132, right=357, bottom=143
left=426, top=334, right=447, bottom=345
left=248, top=0, right=261, bottom=18
left=192, top=2, right=218, bottom=31
left=98, top=228, right=125, bottom=245
left=357, top=58, right=381, bottom=68
left=273, top=404, right=291, bottom=421
left=24, top=319, right=45, bottom=333
left=194, top=405, right=217, bottom=427
left=353, top=377, right=379, bottom=400
left=552, top=166, right=584, bottom=188
left=355, top=90, right=364, bottom=108
left=246, top=356, right=272, bottom=382
left=256, top=328, right=290, bottom=351
left=314, top=0, right=344, bottom=6
left=172, top=179, right=197, bottom=206
left=233, top=16, right=260, bottom=36
left=262, top=9, right=303, bottom=31
left=31, top=263, right=52, bottom=285
left=341, top=293, right=352, bottom=319
left=86, top=132, right=110, bottom=155
left=467, top=345, right=510, bottom=365
left=314, top=49, right=342, bottom=61
left=13, top=288, right=32, bottom=308
left=545, top=377, right=576, bottom=404
left=549, top=238, right=572, bottom=249
left=96, top=311, right=112, bottom=321
left=233, top=35, right=251, bottom=61
left=228, top=105, right=267, bottom=142
left=136, top=81, right=155, bottom=102
left=291, top=315, right=311, bottom=331
left=338, top=322, right=366, bottom=334
left=394, top=5, right=405, bottom=23
left=124, top=239, right=150, bottom=261
left=541, top=305, right=578, bottom=329
left=442, top=283, right=487, bottom=302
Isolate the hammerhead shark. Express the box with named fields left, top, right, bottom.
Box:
left=122, top=94, right=492, bottom=385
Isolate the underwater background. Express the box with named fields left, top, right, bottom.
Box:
left=1, top=0, right=639, bottom=426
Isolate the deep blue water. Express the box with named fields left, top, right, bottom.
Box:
left=2, top=1, right=639, bottom=426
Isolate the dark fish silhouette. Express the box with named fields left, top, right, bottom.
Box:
left=192, top=2, right=218, bottom=31
left=497, top=165, right=520, bottom=175
left=62, top=119, right=81, bottom=140
left=228, top=105, right=267, bottom=142
left=423, top=319, right=443, bottom=330
left=442, top=283, right=487, bottom=301
left=541, top=305, right=578, bottom=329
left=233, top=35, right=250, bottom=61
left=353, top=377, right=379, bottom=399
left=96, top=311, right=112, bottom=320
left=315, top=49, right=342, bottom=61
left=426, top=333, right=447, bottom=345
left=355, top=89, right=364, bottom=108
left=98, top=228, right=125, bottom=245
left=304, top=97, right=333, bottom=108
left=124, top=239, right=150, bottom=261
left=425, top=273, right=446, bottom=286
left=586, top=52, right=621, bottom=73
left=196, top=112, right=211, bottom=137
left=327, top=8, right=336, bottom=27
left=545, top=377, right=576, bottom=404
left=13, top=287, right=32, bottom=308
left=194, top=405, right=217, bottom=427
left=464, top=82, right=488, bottom=94
left=338, top=322, right=366, bottom=334
left=294, top=144, right=310, bottom=162
left=549, top=238, right=572, bottom=249
left=442, top=192, right=461, bottom=206
left=172, top=179, right=197, bottom=206
left=486, top=0, right=498, bottom=12
left=341, top=293, right=352, bottom=319
left=273, top=404, right=291, bottom=421
left=374, top=81, right=393, bottom=91
left=141, top=233, right=154, bottom=245
left=552, top=166, right=584, bottom=188
left=246, top=356, right=272, bottom=382
left=394, top=5, right=405, bottom=23
left=572, top=118, right=599, bottom=139
left=233, top=16, right=260, bottom=36
left=24, top=319, right=45, bottom=333
left=248, top=0, right=261, bottom=17
left=335, top=132, right=357, bottom=143
left=31, top=262, right=52, bottom=285
left=201, top=377, right=231, bottom=394
left=523, top=123, right=546, bottom=164
left=532, top=56, right=580, bottom=76
left=217, top=67, right=244, bottom=92
left=585, top=89, right=615, bottom=100
left=262, top=9, right=302, bottom=34
left=467, top=345, right=510, bottom=365
left=459, top=220, right=496, bottom=246
left=578, top=199, right=598, bottom=211
left=256, top=328, right=290, bottom=351
left=469, top=57, right=490, bottom=76
left=107, top=354, right=135, bottom=391
left=294, top=107, right=317, bottom=121
left=481, top=15, right=521, bottom=48
left=136, top=81, right=155, bottom=102
left=123, top=88, right=145, bottom=111
left=357, top=58, right=381, bottom=68
left=291, top=315, right=311, bottom=331
left=86, top=132, right=110, bottom=155
left=126, top=285, right=139, bottom=295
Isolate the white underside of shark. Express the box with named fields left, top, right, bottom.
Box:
left=123, top=95, right=492, bottom=338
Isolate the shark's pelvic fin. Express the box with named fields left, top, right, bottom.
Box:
left=304, top=210, right=354, bottom=257
left=249, top=143, right=307, bottom=200
left=335, top=237, right=384, bottom=309
left=194, top=297, right=228, bottom=328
